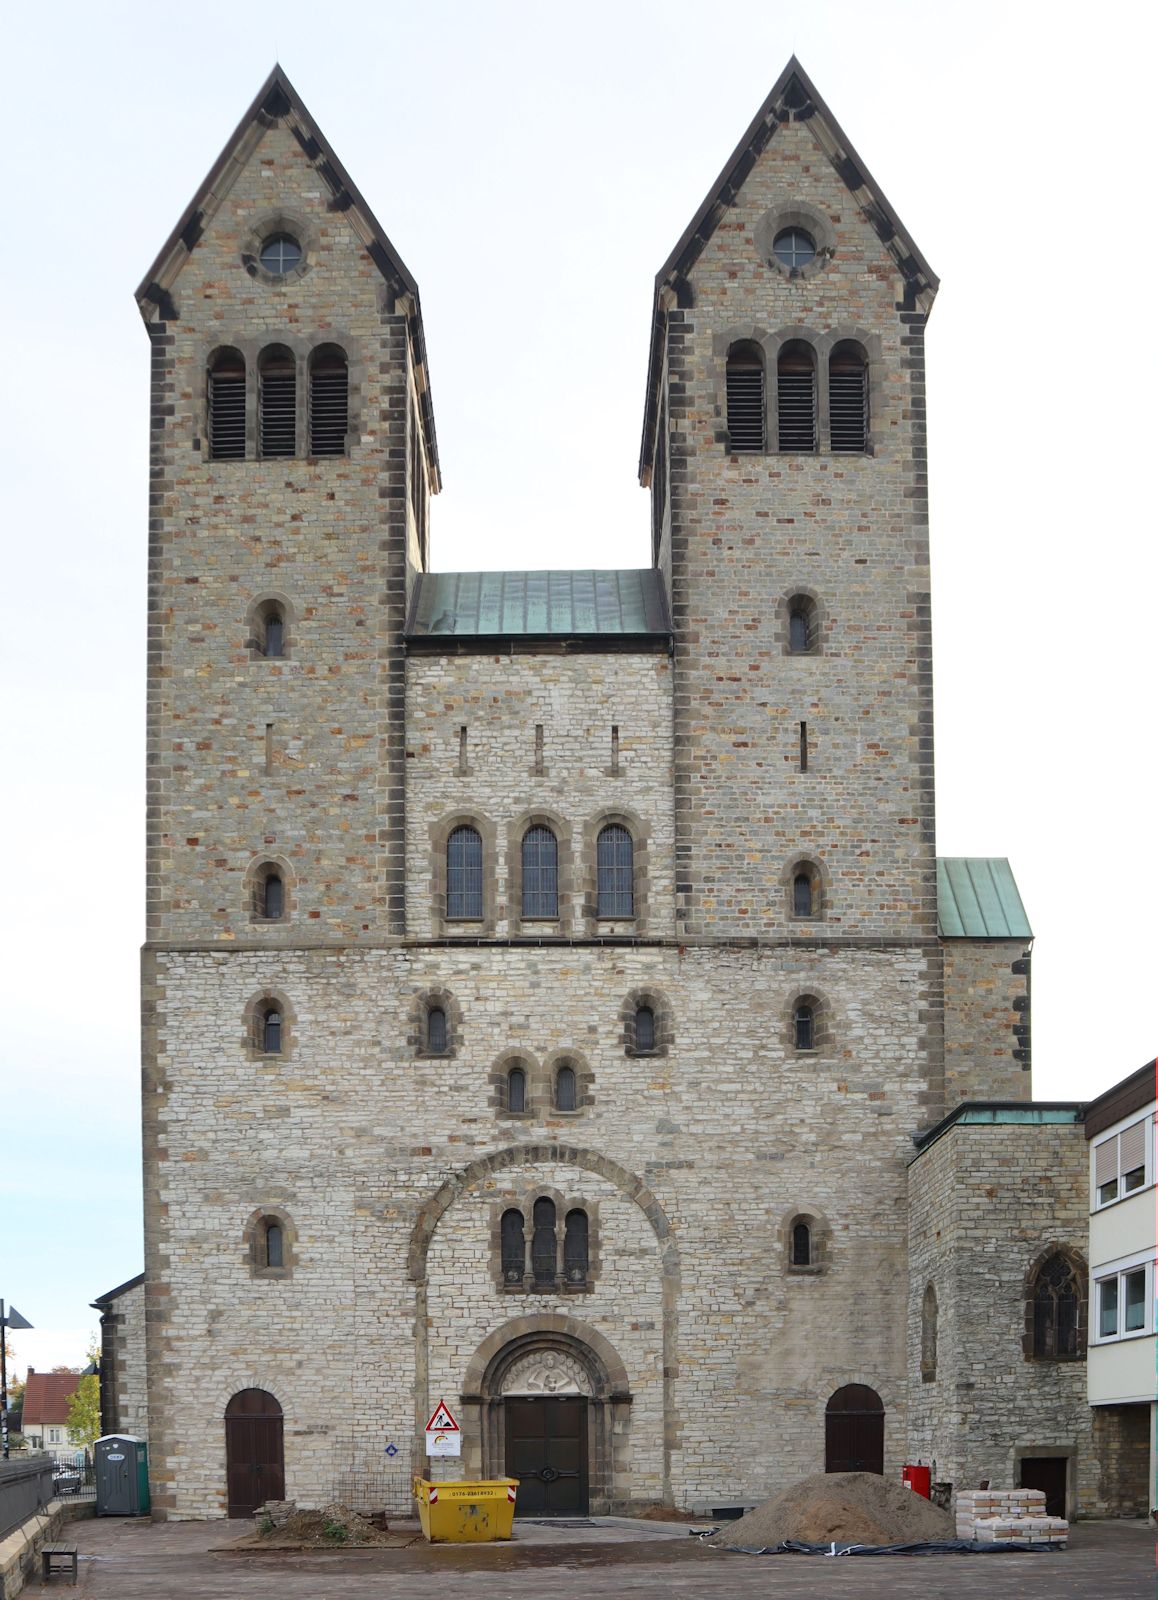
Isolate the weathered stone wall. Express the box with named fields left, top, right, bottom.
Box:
left=100, top=1282, right=149, bottom=1442
left=943, top=941, right=1031, bottom=1104
left=1092, top=1404, right=1151, bottom=1516
left=907, top=1122, right=1097, bottom=1512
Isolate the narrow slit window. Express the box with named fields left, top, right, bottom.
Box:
left=788, top=596, right=817, bottom=653
left=596, top=824, right=633, bottom=918
left=208, top=350, right=246, bottom=460
left=446, top=825, right=483, bottom=919
left=259, top=347, right=297, bottom=458
left=501, top=1209, right=525, bottom=1284
left=262, top=873, right=284, bottom=920
left=778, top=343, right=817, bottom=453
left=726, top=343, right=765, bottom=452
left=554, top=1064, right=577, bottom=1112
left=634, top=1005, right=655, bottom=1052
left=531, top=1197, right=556, bottom=1287
left=564, top=1209, right=589, bottom=1286
left=263, top=609, right=284, bottom=658
left=799, top=721, right=808, bottom=772
left=521, top=825, right=558, bottom=919
left=793, top=871, right=814, bottom=918
left=264, top=1222, right=284, bottom=1269
left=507, top=1065, right=526, bottom=1114
left=792, top=1222, right=812, bottom=1266
left=829, top=344, right=869, bottom=453
left=426, top=1006, right=447, bottom=1053
left=794, top=1001, right=814, bottom=1051
left=309, top=346, right=348, bottom=456
left=260, top=1006, right=282, bottom=1054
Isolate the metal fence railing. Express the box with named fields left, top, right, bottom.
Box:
left=50, top=1459, right=96, bottom=1503
left=0, top=1455, right=55, bottom=1540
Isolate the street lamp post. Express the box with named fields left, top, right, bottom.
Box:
left=1, top=1300, right=34, bottom=1459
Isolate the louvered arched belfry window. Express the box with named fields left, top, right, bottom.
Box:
left=726, top=342, right=765, bottom=452
left=777, top=341, right=817, bottom=452
left=829, top=342, right=869, bottom=452
left=259, top=345, right=297, bottom=458
left=208, top=349, right=246, bottom=460
left=309, top=345, right=348, bottom=456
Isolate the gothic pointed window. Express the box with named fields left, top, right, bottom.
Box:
left=208, top=349, right=246, bottom=460
left=521, top=825, right=559, bottom=919
left=554, top=1063, right=577, bottom=1112
left=726, top=342, right=765, bottom=452
left=259, top=346, right=297, bottom=458
left=778, top=342, right=817, bottom=453
left=564, top=1209, right=589, bottom=1286
left=532, top=1197, right=557, bottom=1287
left=596, top=824, right=633, bottom=918
left=309, top=345, right=348, bottom=456
left=501, top=1209, right=525, bottom=1285
left=446, top=825, right=483, bottom=919
left=1029, top=1250, right=1085, bottom=1361
left=830, top=342, right=869, bottom=453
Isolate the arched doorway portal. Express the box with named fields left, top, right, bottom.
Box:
left=503, top=1347, right=591, bottom=1516
left=825, top=1384, right=884, bottom=1475
left=225, top=1388, right=284, bottom=1517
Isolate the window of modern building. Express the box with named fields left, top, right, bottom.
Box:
left=596, top=824, right=633, bottom=918
left=521, top=825, right=559, bottom=919
left=1029, top=1250, right=1085, bottom=1360
left=793, top=1000, right=814, bottom=1051
left=208, top=349, right=246, bottom=461
left=829, top=342, right=869, bottom=452
left=1096, top=1263, right=1150, bottom=1340
left=564, top=1209, right=589, bottom=1286
left=258, top=346, right=297, bottom=458
left=1093, top=1117, right=1150, bottom=1207
left=446, top=825, right=483, bottom=919
left=426, top=1005, right=447, bottom=1054
left=554, top=1063, right=577, bottom=1112
left=777, top=342, right=817, bottom=452
left=309, top=345, right=348, bottom=456
left=726, top=342, right=765, bottom=452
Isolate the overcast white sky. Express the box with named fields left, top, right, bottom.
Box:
left=1, top=0, right=1153, bottom=1378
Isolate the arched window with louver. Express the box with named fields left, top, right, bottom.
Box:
left=521, top=825, right=559, bottom=919
left=259, top=346, right=297, bottom=458
left=829, top=342, right=869, bottom=453
left=446, top=825, right=483, bottom=919
left=726, top=342, right=765, bottom=452
left=777, top=342, right=817, bottom=452
left=208, top=349, right=246, bottom=460
left=309, top=345, right=348, bottom=456
left=596, top=824, right=633, bottom=918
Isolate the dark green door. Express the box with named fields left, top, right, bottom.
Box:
left=505, top=1397, right=587, bottom=1515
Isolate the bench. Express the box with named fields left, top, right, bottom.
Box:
left=41, top=1542, right=79, bottom=1585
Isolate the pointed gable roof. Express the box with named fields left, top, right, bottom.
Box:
left=640, top=56, right=938, bottom=481
left=137, top=66, right=440, bottom=489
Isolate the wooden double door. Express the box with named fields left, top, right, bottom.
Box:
left=225, top=1389, right=285, bottom=1518
left=824, top=1384, right=885, bottom=1475
left=505, top=1397, right=588, bottom=1515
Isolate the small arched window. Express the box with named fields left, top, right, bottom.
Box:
left=792, top=1221, right=812, bottom=1266
left=532, top=1197, right=556, bottom=1287
left=793, top=1001, right=814, bottom=1051
left=507, top=1065, right=527, bottom=1114
left=1030, top=1250, right=1085, bottom=1361
left=257, top=602, right=285, bottom=659
left=259, top=345, right=297, bottom=458
left=426, top=1005, right=447, bottom=1054
left=778, top=342, right=817, bottom=453
left=263, top=1221, right=284, bottom=1270
left=501, top=1209, right=525, bottom=1284
left=309, top=345, right=348, bottom=456
left=787, top=594, right=817, bottom=654
left=634, top=1005, right=655, bottom=1052
left=261, top=872, right=284, bottom=921
left=793, top=870, right=815, bottom=918
left=596, top=824, right=633, bottom=918
left=829, top=342, right=869, bottom=453
left=522, top=825, right=559, bottom=920
left=554, top=1064, right=577, bottom=1112
left=208, top=349, right=246, bottom=460
left=726, top=342, right=765, bottom=453
left=564, top=1209, right=589, bottom=1286
left=259, top=1005, right=282, bottom=1054
left=446, top=825, right=483, bottom=920
left=921, top=1282, right=938, bottom=1380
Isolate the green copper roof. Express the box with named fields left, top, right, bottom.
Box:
left=937, top=857, right=1032, bottom=939
left=406, top=570, right=671, bottom=640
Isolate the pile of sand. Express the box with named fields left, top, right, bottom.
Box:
left=717, top=1471, right=954, bottom=1548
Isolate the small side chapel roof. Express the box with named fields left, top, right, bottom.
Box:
left=937, top=857, right=1032, bottom=940
left=640, top=55, right=938, bottom=482
left=406, top=569, right=671, bottom=644
left=136, top=65, right=440, bottom=489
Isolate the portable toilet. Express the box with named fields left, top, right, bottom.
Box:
left=94, top=1435, right=150, bottom=1515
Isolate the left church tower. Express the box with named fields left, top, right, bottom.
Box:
left=136, top=70, right=437, bottom=1516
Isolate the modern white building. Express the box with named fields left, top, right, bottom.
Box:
left=1086, top=1062, right=1157, bottom=1515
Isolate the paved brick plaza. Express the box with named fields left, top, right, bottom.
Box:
left=59, top=1515, right=1151, bottom=1598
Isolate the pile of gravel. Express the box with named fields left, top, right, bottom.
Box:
left=716, top=1471, right=954, bottom=1548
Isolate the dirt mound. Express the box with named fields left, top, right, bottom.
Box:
left=240, top=1501, right=402, bottom=1548
left=717, top=1472, right=954, bottom=1548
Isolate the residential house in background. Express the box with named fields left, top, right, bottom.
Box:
left=20, top=1370, right=85, bottom=1457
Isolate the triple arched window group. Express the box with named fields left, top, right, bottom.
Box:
left=501, top=1198, right=590, bottom=1291
left=208, top=344, right=349, bottom=460
left=726, top=339, right=868, bottom=454
left=446, top=821, right=635, bottom=920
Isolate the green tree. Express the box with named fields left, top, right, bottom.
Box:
left=66, top=1374, right=100, bottom=1449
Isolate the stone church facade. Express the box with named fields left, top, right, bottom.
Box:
left=121, top=58, right=1104, bottom=1519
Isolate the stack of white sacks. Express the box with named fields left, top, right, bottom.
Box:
left=954, top=1487, right=1068, bottom=1546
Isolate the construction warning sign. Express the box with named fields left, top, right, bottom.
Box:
left=425, top=1400, right=459, bottom=1432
